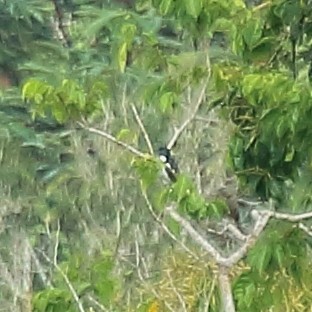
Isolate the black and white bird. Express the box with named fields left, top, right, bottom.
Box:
left=158, top=147, right=179, bottom=182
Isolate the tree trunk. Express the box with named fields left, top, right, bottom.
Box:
left=218, top=265, right=235, bottom=312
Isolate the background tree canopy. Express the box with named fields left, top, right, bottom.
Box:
left=1, top=0, right=312, bottom=311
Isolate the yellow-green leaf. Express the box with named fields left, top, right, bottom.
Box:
left=159, top=0, right=172, bottom=15
left=183, top=0, right=202, bottom=18
left=118, top=42, right=128, bottom=73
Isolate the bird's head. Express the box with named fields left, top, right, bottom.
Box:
left=158, top=146, right=171, bottom=163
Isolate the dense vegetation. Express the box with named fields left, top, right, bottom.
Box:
left=1, top=0, right=312, bottom=311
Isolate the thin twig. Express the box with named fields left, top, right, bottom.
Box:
left=87, top=295, right=109, bottom=312
left=37, top=223, right=86, bottom=312
left=78, top=122, right=146, bottom=158
left=134, top=228, right=175, bottom=312
left=38, top=249, right=86, bottom=312
left=194, top=116, right=218, bottom=125
left=252, top=1, right=272, bottom=12
left=167, top=54, right=211, bottom=150
left=121, top=83, right=129, bottom=126
left=206, top=221, right=247, bottom=242
left=131, top=103, right=154, bottom=155
left=166, top=269, right=188, bottom=312
left=226, top=224, right=247, bottom=242
left=167, top=79, right=209, bottom=150
left=237, top=198, right=263, bottom=206
left=53, top=219, right=60, bottom=266
left=28, top=242, right=52, bottom=288
left=204, top=276, right=216, bottom=312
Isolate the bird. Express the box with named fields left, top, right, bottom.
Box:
left=158, top=147, right=179, bottom=182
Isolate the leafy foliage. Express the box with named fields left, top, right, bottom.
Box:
left=1, top=0, right=312, bottom=311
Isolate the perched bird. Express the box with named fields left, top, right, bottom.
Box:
left=158, top=147, right=179, bottom=182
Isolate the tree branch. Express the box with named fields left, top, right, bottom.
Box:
left=298, top=223, right=312, bottom=236
left=142, top=192, right=199, bottom=260
left=38, top=250, right=86, bottom=312
left=167, top=79, right=209, bottom=150
left=130, top=103, right=154, bottom=155
left=134, top=228, right=175, bottom=312
left=166, top=206, right=312, bottom=268
left=36, top=222, right=86, bottom=312
left=77, top=122, right=146, bottom=158
left=51, top=0, right=71, bottom=47
left=269, top=210, right=312, bottom=222
left=166, top=269, right=188, bottom=312
left=224, top=211, right=271, bottom=267
left=165, top=206, right=225, bottom=264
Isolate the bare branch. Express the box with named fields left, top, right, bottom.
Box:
left=28, top=242, right=52, bottom=288
left=142, top=192, right=199, bottom=260
left=237, top=198, right=263, bottom=206
left=0, top=255, right=15, bottom=294
left=87, top=295, right=109, bottom=312
left=269, top=210, right=312, bottom=222
left=78, top=122, right=146, bottom=158
left=226, top=224, right=247, bottom=242
left=165, top=206, right=271, bottom=267
left=206, top=221, right=247, bottom=242
left=37, top=223, right=86, bottom=312
left=166, top=269, right=188, bottom=312
left=204, top=276, right=216, bottom=312
left=167, top=78, right=209, bottom=150
left=165, top=206, right=224, bottom=263
left=121, top=83, right=129, bottom=126
left=131, top=103, right=154, bottom=155
left=134, top=229, right=147, bottom=282
left=134, top=229, right=175, bottom=312
left=167, top=53, right=211, bottom=150
left=166, top=200, right=312, bottom=268
left=38, top=249, right=86, bottom=312
left=298, top=223, right=312, bottom=236
left=194, top=116, right=218, bottom=125
left=53, top=219, right=60, bottom=266
left=225, top=211, right=271, bottom=267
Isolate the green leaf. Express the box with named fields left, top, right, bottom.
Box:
left=242, top=18, right=264, bottom=49
left=173, top=176, right=193, bottom=202
left=248, top=243, right=271, bottom=276
left=159, top=0, right=172, bottom=15
left=117, top=128, right=131, bottom=141
left=166, top=217, right=181, bottom=236
left=118, top=42, right=128, bottom=73
left=121, top=23, right=137, bottom=45
left=274, top=244, right=285, bottom=269
left=233, top=0, right=246, bottom=8
left=133, top=157, right=159, bottom=189
left=83, top=9, right=126, bottom=39
left=91, top=256, right=115, bottom=305
left=76, top=282, right=92, bottom=295
left=159, top=91, right=175, bottom=113
left=284, top=145, right=295, bottom=162
left=244, top=283, right=256, bottom=307
left=183, top=0, right=203, bottom=18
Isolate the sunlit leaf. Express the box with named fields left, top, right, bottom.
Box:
left=118, top=42, right=128, bottom=73
left=183, top=0, right=203, bottom=18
